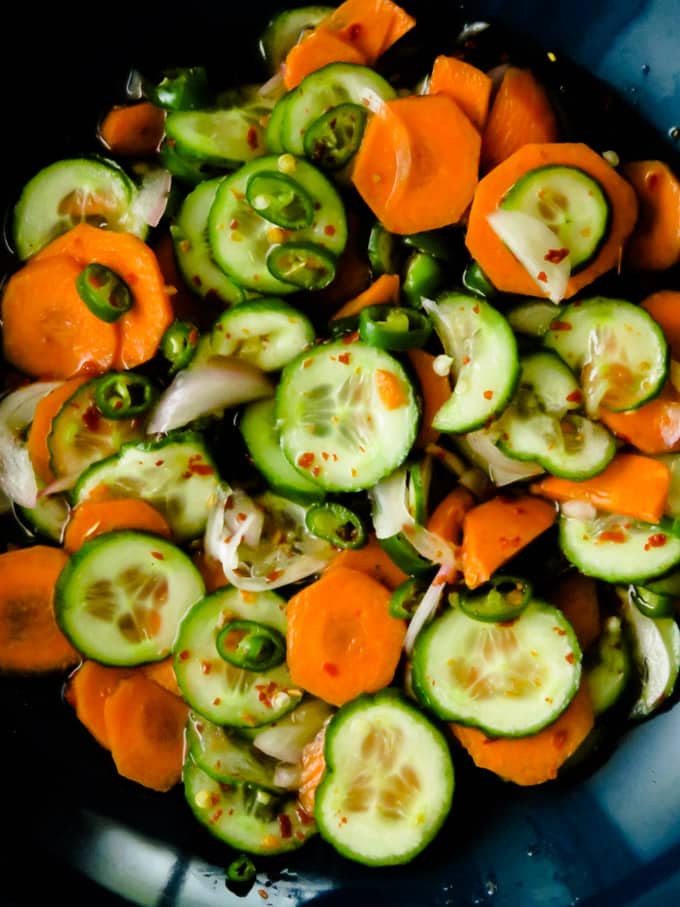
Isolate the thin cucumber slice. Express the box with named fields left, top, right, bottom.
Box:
left=185, top=712, right=282, bottom=790
left=73, top=432, right=219, bottom=541
left=265, top=92, right=296, bottom=153
left=507, top=300, right=565, bottom=338
left=496, top=350, right=616, bottom=479
left=585, top=615, right=631, bottom=716
left=170, top=178, right=247, bottom=306
left=315, top=690, right=454, bottom=867
left=12, top=157, right=138, bottom=260
left=55, top=531, right=205, bottom=666
left=423, top=293, right=519, bottom=433
left=500, top=165, right=610, bottom=272
left=165, top=106, right=266, bottom=169
left=543, top=297, right=668, bottom=416
left=411, top=599, right=581, bottom=736
left=209, top=154, right=347, bottom=294
left=260, top=5, right=333, bottom=72
left=184, top=758, right=316, bottom=854
left=16, top=492, right=70, bottom=543
left=276, top=338, right=419, bottom=492
left=174, top=586, right=302, bottom=727
left=559, top=513, right=680, bottom=584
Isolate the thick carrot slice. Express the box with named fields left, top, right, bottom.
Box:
left=1, top=254, right=118, bottom=379
left=0, top=546, right=79, bottom=673
left=546, top=572, right=601, bottom=651
left=103, top=671, right=189, bottom=791
left=352, top=94, right=481, bottom=234
left=34, top=223, right=174, bottom=371
left=142, top=657, right=182, bottom=697
left=64, top=660, right=133, bottom=749
left=324, top=0, right=415, bottom=60
left=429, top=55, right=493, bottom=131
left=462, top=494, right=557, bottom=589
left=599, top=381, right=680, bottom=455
left=480, top=66, right=558, bottom=172
left=286, top=566, right=406, bottom=706
left=98, top=101, right=166, bottom=157
left=466, top=142, right=639, bottom=299
left=641, top=290, right=680, bottom=359
left=427, top=486, right=476, bottom=542
left=330, top=273, right=400, bottom=320
left=27, top=377, right=89, bottom=483
left=299, top=726, right=327, bottom=815
left=192, top=550, right=229, bottom=592
left=283, top=26, right=367, bottom=89
left=63, top=498, right=172, bottom=552
left=451, top=682, right=594, bottom=786
left=530, top=453, right=671, bottom=524
left=622, top=160, right=680, bottom=270
left=323, top=535, right=408, bottom=589
left=406, top=349, right=453, bottom=448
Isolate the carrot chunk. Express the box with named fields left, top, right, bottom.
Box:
left=63, top=498, right=173, bottom=552
left=98, top=101, right=166, bottom=157
left=27, top=377, right=89, bottom=483
left=323, top=534, right=408, bottom=589
left=64, top=660, right=133, bottom=749
left=641, top=289, right=680, bottom=359
left=429, top=55, right=493, bottom=131
left=622, top=160, right=680, bottom=270
left=330, top=273, right=400, bottom=320
left=599, top=381, right=680, bottom=455
left=406, top=349, right=454, bottom=448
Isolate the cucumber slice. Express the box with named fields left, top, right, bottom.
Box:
left=585, top=615, right=631, bottom=716
left=260, top=6, right=333, bottom=72
left=186, top=712, right=282, bottom=790
left=543, top=297, right=668, bottom=416
left=165, top=106, right=266, bottom=169
left=276, top=338, right=419, bottom=492
left=16, top=492, right=70, bottom=543
left=500, top=165, right=610, bottom=271
left=184, top=758, right=316, bottom=854
left=73, top=432, right=220, bottom=541
left=559, top=513, right=680, bottom=584
left=496, top=350, right=616, bottom=479
left=507, top=299, right=564, bottom=338
left=209, top=154, right=347, bottom=294
left=174, top=586, right=302, bottom=727
left=412, top=599, right=581, bottom=736
left=315, top=690, right=454, bottom=866
left=265, top=92, right=296, bottom=153
left=170, top=179, right=247, bottom=306
left=55, top=530, right=205, bottom=666
left=423, top=293, right=519, bottom=434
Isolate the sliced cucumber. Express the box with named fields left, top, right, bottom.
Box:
left=411, top=599, right=581, bottom=736
left=55, top=530, right=205, bottom=665
left=174, top=586, right=302, bottom=727
left=265, top=91, right=296, bottom=154
left=585, top=615, right=631, bottom=716
left=559, top=513, right=680, bottom=584
left=507, top=299, right=565, bottom=338
left=165, top=106, right=267, bottom=169
left=423, top=293, right=519, bottom=434
left=315, top=690, right=454, bottom=866
left=260, top=5, right=333, bottom=72
left=276, top=338, right=419, bottom=492
left=73, top=432, right=220, bottom=541
left=16, top=492, right=70, bottom=543
left=543, top=297, right=668, bottom=416
left=186, top=712, right=282, bottom=790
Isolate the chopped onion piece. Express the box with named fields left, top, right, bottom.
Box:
left=404, top=568, right=448, bottom=654
left=253, top=701, right=333, bottom=764
left=487, top=208, right=571, bottom=303
left=205, top=484, right=263, bottom=573
left=463, top=427, right=544, bottom=487
left=273, top=763, right=302, bottom=790
left=147, top=356, right=273, bottom=434
left=560, top=499, right=598, bottom=521
left=127, top=167, right=172, bottom=228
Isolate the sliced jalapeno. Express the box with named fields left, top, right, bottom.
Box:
left=402, top=252, right=446, bottom=308
left=94, top=372, right=158, bottom=420
left=161, top=319, right=200, bottom=374
left=389, top=576, right=429, bottom=620
left=368, top=221, right=401, bottom=278
left=630, top=585, right=676, bottom=618
left=246, top=170, right=314, bottom=230
left=358, top=304, right=432, bottom=351
left=328, top=314, right=359, bottom=338
left=144, top=65, right=211, bottom=111
left=267, top=241, right=336, bottom=290
left=462, top=260, right=498, bottom=298
left=76, top=263, right=133, bottom=323
left=226, top=854, right=256, bottom=885
left=216, top=620, right=286, bottom=672
left=457, top=575, right=533, bottom=623
left=305, top=502, right=366, bottom=549
left=303, top=102, right=368, bottom=170
left=403, top=229, right=453, bottom=261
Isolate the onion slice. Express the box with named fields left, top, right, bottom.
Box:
left=404, top=567, right=449, bottom=654
left=463, top=427, right=544, bottom=487
left=147, top=356, right=274, bottom=435
left=127, top=166, right=172, bottom=229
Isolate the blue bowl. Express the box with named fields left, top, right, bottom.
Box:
left=3, top=2, right=680, bottom=905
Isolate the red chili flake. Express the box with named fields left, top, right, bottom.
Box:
left=544, top=247, right=570, bottom=264
left=483, top=389, right=494, bottom=400
left=324, top=224, right=336, bottom=236
left=321, top=452, right=330, bottom=461
left=230, top=219, right=239, bottom=230
left=462, top=356, right=471, bottom=365
left=565, top=389, right=583, bottom=403
left=342, top=330, right=360, bottom=344
left=178, top=650, right=191, bottom=661
left=473, top=303, right=480, bottom=314
left=201, top=661, right=212, bottom=675
left=258, top=889, right=269, bottom=900
left=599, top=529, right=626, bottom=543
left=550, top=320, right=572, bottom=331
left=645, top=533, right=668, bottom=550
left=536, top=271, right=548, bottom=283
left=498, top=619, right=518, bottom=628
left=188, top=462, right=215, bottom=476
left=338, top=352, right=351, bottom=365
left=236, top=512, right=248, bottom=522
left=246, top=126, right=259, bottom=150
left=155, top=459, right=165, bottom=466
left=297, top=452, right=315, bottom=469
left=82, top=405, right=101, bottom=432
left=312, top=466, right=321, bottom=478
left=565, top=653, right=575, bottom=664
left=552, top=729, right=569, bottom=750
left=347, top=22, right=362, bottom=41
left=296, top=805, right=315, bottom=825
left=210, top=809, right=224, bottom=824
left=267, top=569, right=284, bottom=583
left=553, top=626, right=567, bottom=636
left=499, top=535, right=522, bottom=549
left=151, top=551, right=165, bottom=560
left=278, top=814, right=293, bottom=839
left=323, top=662, right=339, bottom=676
left=646, top=171, right=659, bottom=190
left=212, top=697, right=222, bottom=706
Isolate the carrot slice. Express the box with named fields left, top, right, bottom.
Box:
left=480, top=66, right=558, bottom=172
left=323, top=534, right=408, bottom=589
left=64, top=660, right=133, bottom=749
left=330, top=273, right=400, bottom=320
left=429, top=55, right=493, bottom=131
left=299, top=726, right=327, bottom=815
left=98, top=101, right=166, bottom=157
left=466, top=142, right=639, bottom=299
left=427, top=486, right=476, bottom=542
left=530, top=452, right=671, bottom=525
left=352, top=94, right=481, bottom=234
left=283, top=26, right=367, bottom=89
left=192, top=550, right=230, bottom=592
left=63, top=498, right=173, bottom=552
left=622, top=160, right=680, bottom=270
left=286, top=566, right=406, bottom=706
left=599, top=381, right=680, bottom=455
left=1, top=254, right=118, bottom=379
left=142, top=657, right=182, bottom=697
left=546, top=572, right=601, bottom=651
left=324, top=0, right=415, bottom=60
left=103, top=671, right=189, bottom=791
left=34, top=223, right=174, bottom=371
left=27, top=377, right=89, bottom=483
left=406, top=349, right=453, bottom=448
left=462, top=494, right=557, bottom=589
left=0, top=546, right=79, bottom=673
left=641, top=290, right=680, bottom=359
left=451, top=682, right=594, bottom=786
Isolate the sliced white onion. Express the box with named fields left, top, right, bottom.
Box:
left=273, top=763, right=302, bottom=790
left=0, top=381, right=62, bottom=508
left=257, top=68, right=285, bottom=99
left=404, top=568, right=449, bottom=654
left=37, top=472, right=82, bottom=498
left=253, top=701, right=333, bottom=764
left=204, top=484, right=264, bottom=573
left=487, top=208, right=571, bottom=303
left=560, top=499, right=598, bottom=521
left=127, top=166, right=172, bottom=229
left=463, top=428, right=544, bottom=487
left=147, top=356, right=274, bottom=435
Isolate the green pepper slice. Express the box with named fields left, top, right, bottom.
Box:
left=358, top=304, right=432, bottom=351
left=226, top=854, right=257, bottom=885
left=456, top=575, right=533, bottom=623
left=462, top=260, right=498, bottom=298
left=630, top=585, right=676, bottom=618
left=303, top=102, right=368, bottom=170
left=161, top=319, right=200, bottom=374
left=305, top=502, right=366, bottom=549
left=267, top=241, right=336, bottom=290
left=246, top=170, right=314, bottom=230
left=94, top=373, right=158, bottom=421
left=144, top=65, right=211, bottom=111
left=367, top=221, right=401, bottom=277
left=389, top=576, right=429, bottom=620
left=402, top=252, right=446, bottom=308
left=216, top=620, right=286, bottom=672
left=75, top=263, right=133, bottom=323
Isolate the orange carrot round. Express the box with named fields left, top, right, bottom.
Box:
left=330, top=273, right=400, bottom=321
left=0, top=546, right=79, bottom=673
left=599, top=381, right=680, bottom=454
left=284, top=26, right=367, bottom=89
left=323, top=0, right=415, bottom=61
left=323, top=534, right=408, bottom=589
left=286, top=566, right=406, bottom=706
left=27, top=377, right=89, bottom=483
left=427, top=485, right=476, bottom=543
left=98, top=101, right=166, bottom=157
left=63, top=498, right=172, bottom=552
left=406, top=349, right=453, bottom=449
left=641, top=290, right=680, bottom=359
left=546, top=573, right=601, bottom=652
left=429, top=55, right=493, bottom=132
left=64, top=660, right=133, bottom=748
left=622, top=160, right=680, bottom=270
left=142, top=657, right=182, bottom=697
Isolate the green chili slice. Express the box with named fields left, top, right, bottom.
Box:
left=402, top=252, right=446, bottom=308
left=267, top=242, right=336, bottom=290
left=76, top=263, right=133, bottom=323
left=144, top=65, right=211, bottom=111
left=94, top=372, right=158, bottom=420
left=367, top=221, right=401, bottom=278
left=403, top=229, right=453, bottom=261
left=358, top=304, right=432, bottom=351
left=246, top=170, right=314, bottom=230
left=226, top=853, right=256, bottom=885
left=630, top=585, right=676, bottom=618
left=303, top=102, right=368, bottom=170
left=305, top=502, right=366, bottom=549
left=216, top=620, right=286, bottom=671
left=161, top=319, right=200, bottom=374
left=462, top=260, right=498, bottom=298
left=457, top=575, right=533, bottom=623
left=389, top=577, right=428, bottom=620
